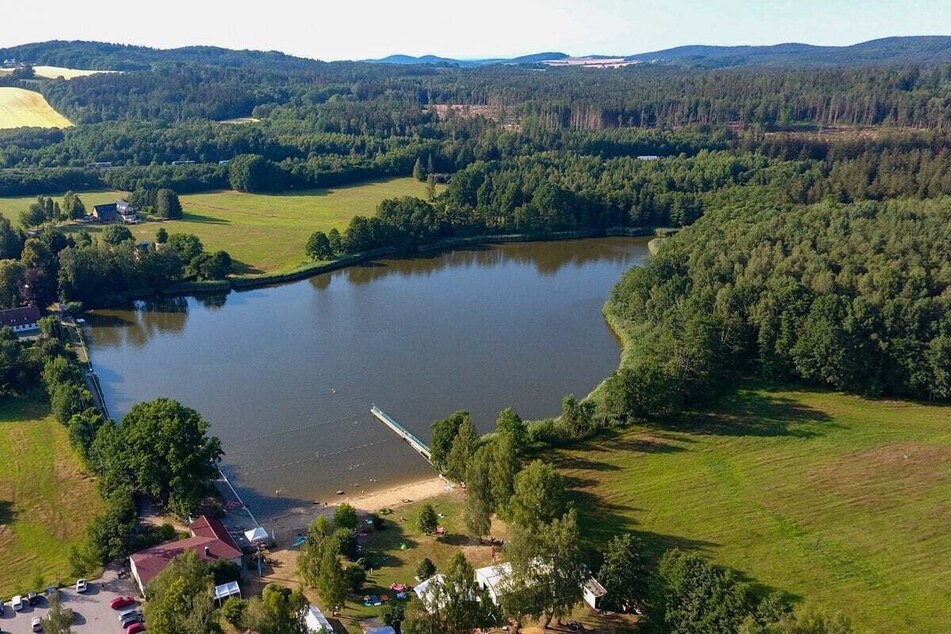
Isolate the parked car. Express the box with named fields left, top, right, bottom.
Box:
left=119, top=609, right=144, bottom=627
left=31, top=615, right=44, bottom=631
left=126, top=623, right=147, bottom=634
left=27, top=590, right=39, bottom=605
left=12, top=594, right=24, bottom=610
left=75, top=578, right=88, bottom=593
left=45, top=586, right=58, bottom=598
left=110, top=595, right=137, bottom=609
left=0, top=597, right=5, bottom=614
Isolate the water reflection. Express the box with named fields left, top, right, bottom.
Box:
left=86, top=238, right=648, bottom=517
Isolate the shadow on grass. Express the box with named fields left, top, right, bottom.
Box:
left=229, top=259, right=264, bottom=275
left=652, top=389, right=837, bottom=439
left=0, top=499, right=15, bottom=526
left=180, top=211, right=232, bottom=225
left=359, top=521, right=418, bottom=574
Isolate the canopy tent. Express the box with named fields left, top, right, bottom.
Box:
left=303, top=604, right=335, bottom=633
left=214, top=581, right=240, bottom=603
left=244, top=526, right=270, bottom=544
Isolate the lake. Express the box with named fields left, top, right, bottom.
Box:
left=86, top=238, right=648, bottom=519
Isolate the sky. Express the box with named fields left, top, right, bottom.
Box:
left=3, top=0, right=951, bottom=61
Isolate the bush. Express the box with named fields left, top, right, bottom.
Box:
left=416, top=557, right=436, bottom=580
left=220, top=596, right=247, bottom=628
left=345, top=564, right=367, bottom=592
left=334, top=503, right=358, bottom=530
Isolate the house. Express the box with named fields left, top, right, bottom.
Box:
left=583, top=577, right=607, bottom=609
left=0, top=306, right=41, bottom=337
left=475, top=562, right=513, bottom=606
left=116, top=201, right=140, bottom=224
left=91, top=203, right=118, bottom=222
left=92, top=200, right=139, bottom=223
left=129, top=515, right=243, bottom=595
left=303, top=604, right=335, bottom=633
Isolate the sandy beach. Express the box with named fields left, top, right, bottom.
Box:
left=263, top=476, right=458, bottom=546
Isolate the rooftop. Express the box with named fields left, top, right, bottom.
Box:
left=0, top=306, right=41, bottom=328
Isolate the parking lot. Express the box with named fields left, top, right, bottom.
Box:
left=0, top=569, right=140, bottom=634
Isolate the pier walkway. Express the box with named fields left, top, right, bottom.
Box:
left=371, top=406, right=432, bottom=463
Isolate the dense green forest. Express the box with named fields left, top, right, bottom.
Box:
left=0, top=41, right=949, bottom=403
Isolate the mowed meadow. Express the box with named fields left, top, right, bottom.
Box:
left=555, top=386, right=950, bottom=633
left=0, top=399, right=104, bottom=596
left=0, top=87, right=72, bottom=129
left=0, top=177, right=440, bottom=275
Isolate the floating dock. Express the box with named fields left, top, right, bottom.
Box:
left=371, top=405, right=432, bottom=463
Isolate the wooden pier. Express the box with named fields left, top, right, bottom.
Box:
left=371, top=406, right=432, bottom=463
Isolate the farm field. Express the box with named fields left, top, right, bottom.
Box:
left=554, top=385, right=951, bottom=633
left=0, top=398, right=104, bottom=596
left=0, top=177, right=440, bottom=275
left=0, top=86, right=72, bottom=129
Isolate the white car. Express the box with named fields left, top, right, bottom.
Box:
left=31, top=615, right=44, bottom=631
left=75, top=578, right=88, bottom=593
left=12, top=594, right=24, bottom=610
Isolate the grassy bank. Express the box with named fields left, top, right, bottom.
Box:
left=0, top=397, right=104, bottom=595
left=554, top=385, right=950, bottom=632
left=0, top=177, right=437, bottom=276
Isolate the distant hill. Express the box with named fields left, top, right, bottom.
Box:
left=0, top=40, right=329, bottom=73
left=4, top=36, right=951, bottom=73
left=625, top=36, right=951, bottom=67
left=368, top=36, right=951, bottom=68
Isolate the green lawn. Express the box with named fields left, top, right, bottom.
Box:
left=320, top=495, right=501, bottom=633
left=0, top=177, right=439, bottom=275
left=0, top=397, right=104, bottom=596
left=553, top=386, right=951, bottom=633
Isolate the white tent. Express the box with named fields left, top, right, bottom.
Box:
left=303, top=604, right=334, bottom=633
left=413, top=574, right=446, bottom=611
left=244, top=526, right=270, bottom=544
left=214, top=581, right=240, bottom=603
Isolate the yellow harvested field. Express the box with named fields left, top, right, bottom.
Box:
left=0, top=87, right=72, bottom=129
left=32, top=65, right=115, bottom=79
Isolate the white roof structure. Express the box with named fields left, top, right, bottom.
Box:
left=413, top=573, right=446, bottom=611
left=304, top=604, right=334, bottom=633
left=244, top=526, right=270, bottom=543
left=475, top=562, right=513, bottom=605
left=214, top=581, right=240, bottom=602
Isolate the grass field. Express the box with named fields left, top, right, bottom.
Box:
left=0, top=397, right=104, bottom=596
left=554, top=386, right=951, bottom=632
left=0, top=87, right=72, bottom=129
left=0, top=178, right=439, bottom=275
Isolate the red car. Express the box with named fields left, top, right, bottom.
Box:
left=126, top=623, right=146, bottom=634
left=110, top=596, right=136, bottom=610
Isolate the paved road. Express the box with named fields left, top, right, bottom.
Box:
left=0, top=569, right=139, bottom=634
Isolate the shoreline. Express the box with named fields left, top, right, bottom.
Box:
left=260, top=476, right=457, bottom=546
left=99, top=227, right=676, bottom=304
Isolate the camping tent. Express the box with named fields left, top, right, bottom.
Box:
left=244, top=526, right=270, bottom=545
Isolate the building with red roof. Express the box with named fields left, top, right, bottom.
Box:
left=129, top=515, right=243, bottom=595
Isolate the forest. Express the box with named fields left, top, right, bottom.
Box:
left=1, top=44, right=949, bottom=402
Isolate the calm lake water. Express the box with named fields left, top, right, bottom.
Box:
left=86, top=238, right=648, bottom=519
